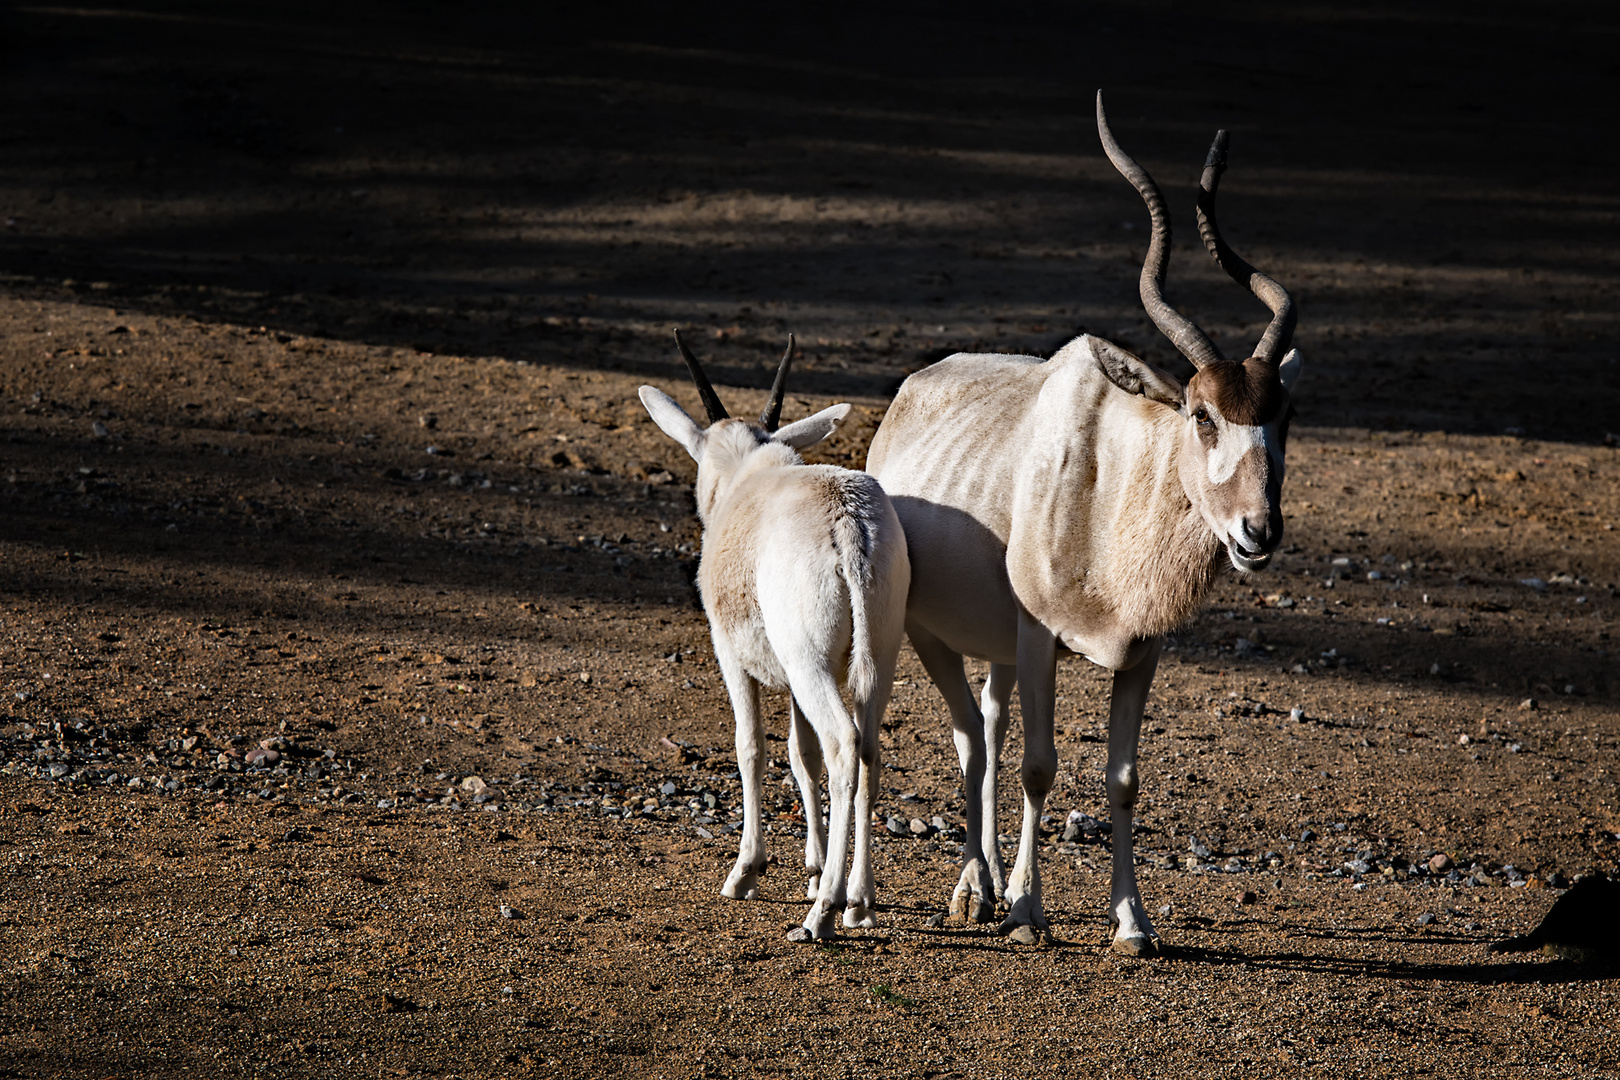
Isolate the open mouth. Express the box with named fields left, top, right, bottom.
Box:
left=1229, top=541, right=1272, bottom=571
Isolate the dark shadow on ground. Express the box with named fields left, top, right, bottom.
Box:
left=3, top=2, right=1617, bottom=439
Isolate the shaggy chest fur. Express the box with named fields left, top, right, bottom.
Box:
left=870, top=342, right=1224, bottom=666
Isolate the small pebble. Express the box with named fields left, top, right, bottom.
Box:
left=1519, top=698, right=1537, bottom=710
left=1300, top=828, right=1317, bottom=843
left=925, top=913, right=944, bottom=928
left=1429, top=853, right=1454, bottom=874
left=1417, top=912, right=1436, bottom=925
left=1289, top=707, right=1305, bottom=722
left=499, top=905, right=523, bottom=920
left=1235, top=890, right=1257, bottom=906
left=909, top=818, right=929, bottom=836
left=786, top=926, right=814, bottom=944
left=885, top=816, right=909, bottom=837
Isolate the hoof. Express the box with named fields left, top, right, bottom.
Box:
left=720, top=878, right=759, bottom=901
left=997, top=897, right=1048, bottom=936
left=843, top=905, right=877, bottom=930
left=1111, top=933, right=1159, bottom=958
left=950, top=857, right=998, bottom=923
left=786, top=926, right=815, bottom=944
left=804, top=903, right=839, bottom=940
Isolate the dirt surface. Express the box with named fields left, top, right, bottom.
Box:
left=2, top=3, right=1618, bottom=1078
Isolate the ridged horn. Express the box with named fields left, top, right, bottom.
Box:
left=1095, top=90, right=1226, bottom=370
left=671, top=327, right=729, bottom=424
left=759, top=334, right=795, bottom=432
left=1196, top=130, right=1297, bottom=366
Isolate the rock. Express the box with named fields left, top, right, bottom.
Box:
left=909, top=818, right=929, bottom=836
left=1289, top=707, right=1306, bottom=722
left=694, top=827, right=713, bottom=839
left=786, top=926, right=814, bottom=944
left=499, top=905, right=523, bottom=919
left=925, top=913, right=945, bottom=928
left=245, top=748, right=280, bottom=768
left=931, top=815, right=948, bottom=832
left=1519, top=698, right=1537, bottom=710
left=659, top=781, right=677, bottom=796
left=885, top=816, right=909, bottom=837
left=1300, top=828, right=1316, bottom=842
left=1417, top=912, right=1436, bottom=925
left=460, top=776, right=488, bottom=795
left=1007, top=925, right=1039, bottom=946
left=1064, top=811, right=1101, bottom=842
left=1235, top=890, right=1257, bottom=906
left=1457, top=734, right=1471, bottom=746
left=1429, top=853, right=1454, bottom=874
left=1189, top=838, right=1212, bottom=859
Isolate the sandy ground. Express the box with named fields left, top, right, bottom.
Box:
left=1, top=3, right=1618, bottom=1078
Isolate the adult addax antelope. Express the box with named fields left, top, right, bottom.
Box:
left=640, top=332, right=910, bottom=938
left=866, top=92, right=1302, bottom=955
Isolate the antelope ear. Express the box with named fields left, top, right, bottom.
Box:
left=638, top=385, right=705, bottom=462
left=772, top=403, right=851, bottom=449
left=1088, top=336, right=1186, bottom=412
left=1277, top=348, right=1304, bottom=392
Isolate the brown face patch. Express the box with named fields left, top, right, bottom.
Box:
left=1186, top=359, right=1287, bottom=425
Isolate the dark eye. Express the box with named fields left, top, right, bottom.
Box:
left=1193, top=407, right=1212, bottom=426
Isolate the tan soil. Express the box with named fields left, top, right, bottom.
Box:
left=1, top=3, right=1618, bottom=1078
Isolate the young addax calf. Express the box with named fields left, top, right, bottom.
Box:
left=639, top=331, right=910, bottom=939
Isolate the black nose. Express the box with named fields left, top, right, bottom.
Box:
left=1241, top=514, right=1281, bottom=552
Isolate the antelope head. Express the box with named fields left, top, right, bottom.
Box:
left=638, top=329, right=850, bottom=522
left=1090, top=92, right=1303, bottom=572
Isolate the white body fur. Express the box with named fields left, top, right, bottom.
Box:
left=867, top=334, right=1300, bottom=953
left=640, top=386, right=911, bottom=938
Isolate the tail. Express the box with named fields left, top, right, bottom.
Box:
left=832, top=504, right=877, bottom=703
